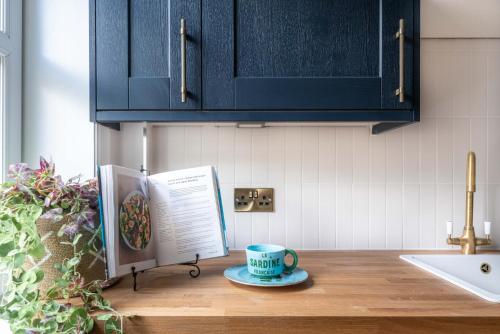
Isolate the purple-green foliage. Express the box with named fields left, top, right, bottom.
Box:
left=0, top=157, right=123, bottom=334
left=5, top=157, right=99, bottom=238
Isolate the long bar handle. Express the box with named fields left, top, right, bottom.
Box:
left=395, top=19, right=404, bottom=103
left=180, top=18, right=187, bottom=103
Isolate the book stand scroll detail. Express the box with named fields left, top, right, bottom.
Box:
left=130, top=253, right=200, bottom=291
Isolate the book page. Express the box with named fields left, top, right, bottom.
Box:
left=148, top=166, right=227, bottom=266
left=100, top=165, right=157, bottom=278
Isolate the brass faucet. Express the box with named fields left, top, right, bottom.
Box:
left=447, top=151, right=492, bottom=254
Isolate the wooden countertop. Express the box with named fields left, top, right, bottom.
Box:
left=97, top=251, right=500, bottom=333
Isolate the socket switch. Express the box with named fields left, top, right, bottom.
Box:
left=234, top=188, right=274, bottom=212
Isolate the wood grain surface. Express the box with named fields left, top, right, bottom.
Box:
left=95, top=251, right=500, bottom=333
left=235, top=0, right=379, bottom=77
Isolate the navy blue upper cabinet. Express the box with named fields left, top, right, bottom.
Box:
left=91, top=0, right=419, bottom=132
left=203, top=0, right=413, bottom=111
left=94, top=0, right=201, bottom=110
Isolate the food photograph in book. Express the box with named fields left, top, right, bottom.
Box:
left=117, top=173, right=156, bottom=265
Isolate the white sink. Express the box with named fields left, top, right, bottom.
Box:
left=400, top=254, right=500, bottom=303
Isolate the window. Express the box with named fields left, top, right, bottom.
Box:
left=0, top=0, right=7, bottom=33
left=0, top=1, right=19, bottom=318
left=0, top=0, right=21, bottom=181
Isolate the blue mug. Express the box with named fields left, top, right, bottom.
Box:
left=246, top=244, right=299, bottom=277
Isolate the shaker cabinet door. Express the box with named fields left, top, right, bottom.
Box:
left=95, top=0, right=201, bottom=110
left=202, top=0, right=414, bottom=111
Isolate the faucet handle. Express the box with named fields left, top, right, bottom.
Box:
left=484, top=221, right=492, bottom=238
left=446, top=221, right=453, bottom=237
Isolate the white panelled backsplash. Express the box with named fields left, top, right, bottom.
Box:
left=97, top=39, right=500, bottom=250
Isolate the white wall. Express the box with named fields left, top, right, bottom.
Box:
left=422, top=0, right=500, bottom=38
left=23, top=0, right=94, bottom=180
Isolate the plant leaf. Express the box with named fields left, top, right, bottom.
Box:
left=34, top=269, right=44, bottom=284
left=28, top=242, right=45, bottom=259
left=39, top=207, right=63, bottom=222
left=67, top=256, right=80, bottom=267
left=13, top=253, right=25, bottom=268
left=72, top=233, right=82, bottom=246
left=96, top=313, right=113, bottom=321
left=55, top=278, right=69, bottom=288
left=104, top=318, right=121, bottom=334
left=0, top=241, right=15, bottom=257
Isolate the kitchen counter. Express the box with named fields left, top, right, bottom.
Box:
left=97, top=251, right=500, bottom=333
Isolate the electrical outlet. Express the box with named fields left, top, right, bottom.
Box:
left=234, top=188, right=274, bottom=212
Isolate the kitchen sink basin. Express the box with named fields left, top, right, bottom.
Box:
left=400, top=254, right=500, bottom=303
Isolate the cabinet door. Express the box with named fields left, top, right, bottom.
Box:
left=95, top=0, right=201, bottom=110
left=202, top=0, right=413, bottom=111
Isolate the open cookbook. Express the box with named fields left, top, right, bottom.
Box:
left=98, top=165, right=228, bottom=278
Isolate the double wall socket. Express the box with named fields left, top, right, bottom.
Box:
left=234, top=188, right=274, bottom=212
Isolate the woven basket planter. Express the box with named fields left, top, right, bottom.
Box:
left=30, top=216, right=109, bottom=297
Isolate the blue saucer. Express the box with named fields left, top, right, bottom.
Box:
left=224, top=264, right=308, bottom=287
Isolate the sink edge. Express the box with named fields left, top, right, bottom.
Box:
left=400, top=254, right=500, bottom=303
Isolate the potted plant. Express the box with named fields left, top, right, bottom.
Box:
left=0, top=158, right=123, bottom=333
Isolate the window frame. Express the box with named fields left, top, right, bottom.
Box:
left=0, top=0, right=22, bottom=181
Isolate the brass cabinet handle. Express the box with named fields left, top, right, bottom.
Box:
left=395, top=19, right=404, bottom=103
left=180, top=18, right=187, bottom=103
